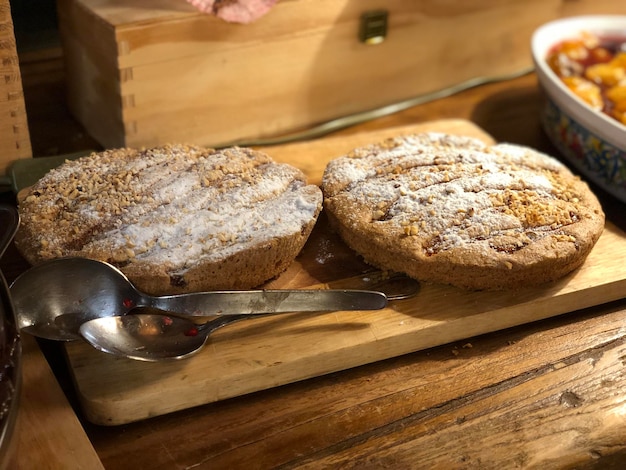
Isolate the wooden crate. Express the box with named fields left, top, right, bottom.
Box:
left=0, top=0, right=31, bottom=175
left=57, top=0, right=626, bottom=150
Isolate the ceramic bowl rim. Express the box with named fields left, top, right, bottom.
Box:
left=530, top=14, right=626, bottom=151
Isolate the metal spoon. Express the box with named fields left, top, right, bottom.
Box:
left=80, top=313, right=255, bottom=361
left=10, top=257, right=392, bottom=341
left=79, top=274, right=420, bottom=361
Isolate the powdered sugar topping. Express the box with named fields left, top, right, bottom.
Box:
left=20, top=144, right=322, bottom=274
left=322, top=133, right=585, bottom=256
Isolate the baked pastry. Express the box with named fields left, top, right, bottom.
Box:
left=16, top=144, right=322, bottom=294
left=321, top=132, right=605, bottom=290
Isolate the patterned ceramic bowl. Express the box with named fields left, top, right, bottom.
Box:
left=531, top=15, right=626, bottom=204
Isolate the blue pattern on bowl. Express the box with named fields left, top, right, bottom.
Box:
left=541, top=98, right=626, bottom=204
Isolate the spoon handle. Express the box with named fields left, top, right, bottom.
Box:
left=147, top=289, right=388, bottom=317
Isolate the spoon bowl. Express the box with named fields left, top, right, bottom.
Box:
left=12, top=258, right=143, bottom=341
left=80, top=314, right=243, bottom=361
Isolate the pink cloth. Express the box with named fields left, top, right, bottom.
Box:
left=186, top=0, right=278, bottom=24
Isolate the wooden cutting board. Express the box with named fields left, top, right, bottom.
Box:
left=63, top=120, right=626, bottom=425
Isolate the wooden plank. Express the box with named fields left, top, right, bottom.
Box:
left=114, top=303, right=626, bottom=469
left=62, top=120, right=626, bottom=425
left=58, top=29, right=125, bottom=147
left=0, top=0, right=32, bottom=174
left=15, top=335, right=104, bottom=469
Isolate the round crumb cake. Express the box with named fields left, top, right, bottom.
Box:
left=16, top=144, right=322, bottom=294
left=321, top=132, right=605, bottom=290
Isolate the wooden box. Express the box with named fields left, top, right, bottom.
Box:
left=57, top=0, right=626, bottom=150
left=0, top=0, right=31, bottom=175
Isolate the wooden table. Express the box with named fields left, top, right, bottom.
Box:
left=3, top=48, right=626, bottom=469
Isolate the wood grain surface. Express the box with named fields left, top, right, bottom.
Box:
left=14, top=335, right=103, bottom=469
left=62, top=120, right=626, bottom=426
left=0, top=0, right=32, bottom=174
left=95, top=302, right=625, bottom=469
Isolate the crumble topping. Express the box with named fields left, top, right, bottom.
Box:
left=323, top=133, right=595, bottom=257
left=19, top=144, right=322, bottom=273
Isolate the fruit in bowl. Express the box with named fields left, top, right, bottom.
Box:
left=546, top=31, right=626, bottom=125
left=531, top=15, right=626, bottom=204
